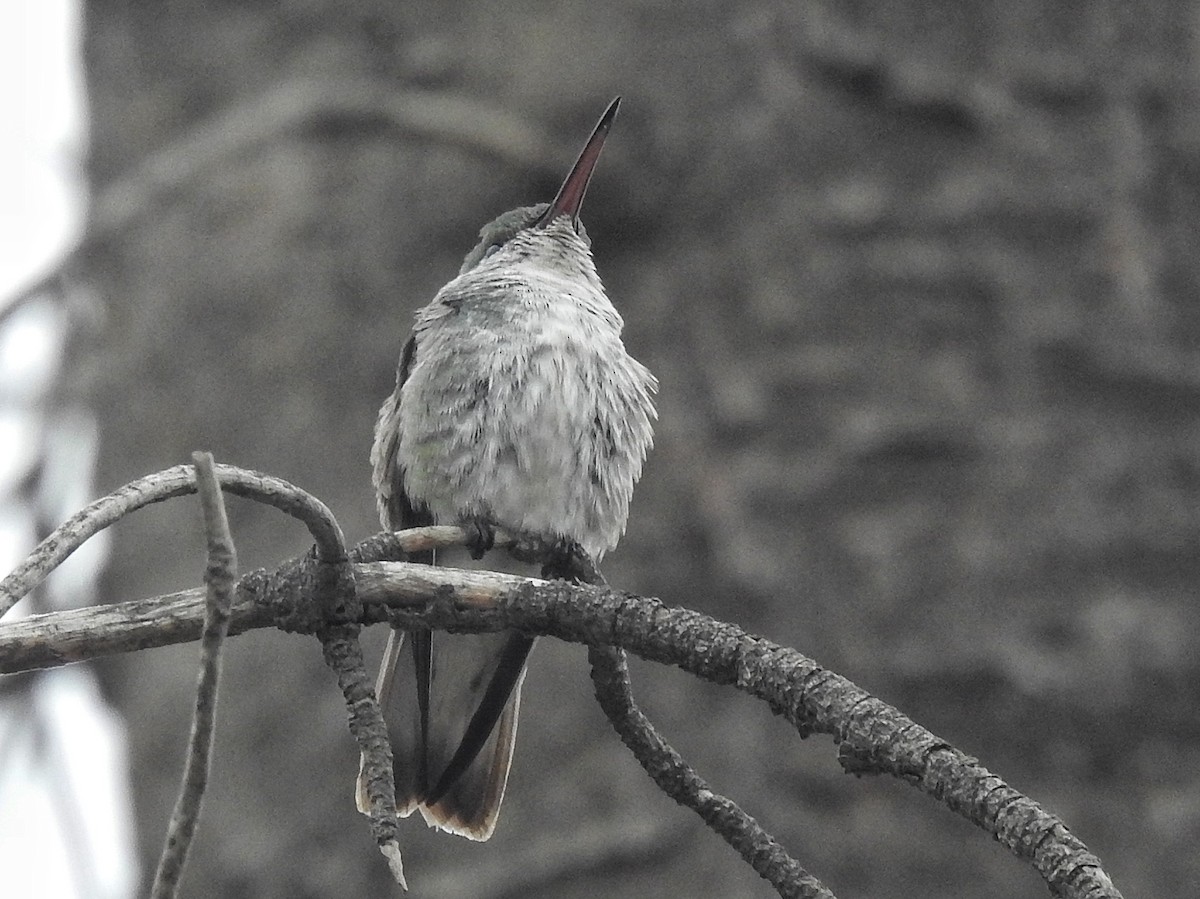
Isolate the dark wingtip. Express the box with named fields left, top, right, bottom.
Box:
left=539, top=97, right=621, bottom=227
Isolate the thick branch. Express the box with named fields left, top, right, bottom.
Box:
left=0, top=555, right=528, bottom=671
left=0, top=552, right=1122, bottom=899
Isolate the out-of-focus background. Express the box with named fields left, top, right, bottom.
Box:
left=1, top=2, right=136, bottom=898
left=17, top=1, right=1200, bottom=896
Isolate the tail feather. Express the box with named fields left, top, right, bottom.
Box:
left=357, top=625, right=534, bottom=840
left=419, top=667, right=525, bottom=841
left=427, top=634, right=535, bottom=804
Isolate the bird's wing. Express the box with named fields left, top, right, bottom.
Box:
left=361, top=333, right=433, bottom=816
left=371, top=335, right=427, bottom=533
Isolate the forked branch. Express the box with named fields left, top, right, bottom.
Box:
left=0, top=465, right=1123, bottom=898
left=0, top=461, right=404, bottom=892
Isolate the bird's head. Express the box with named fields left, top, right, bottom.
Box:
left=459, top=97, right=619, bottom=275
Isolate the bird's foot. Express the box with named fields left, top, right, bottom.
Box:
left=540, top=537, right=600, bottom=583
left=461, top=516, right=497, bottom=560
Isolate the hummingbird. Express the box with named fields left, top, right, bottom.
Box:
left=358, top=97, right=657, bottom=840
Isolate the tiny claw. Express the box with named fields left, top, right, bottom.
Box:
left=541, top=536, right=587, bottom=581
left=462, top=517, right=496, bottom=560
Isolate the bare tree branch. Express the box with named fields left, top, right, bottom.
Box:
left=0, top=546, right=532, bottom=671
left=0, top=461, right=411, bottom=889
left=0, top=551, right=1122, bottom=898
left=307, top=514, right=407, bottom=888
left=503, top=577, right=1123, bottom=899
left=150, top=452, right=238, bottom=898
left=0, top=461, right=1124, bottom=897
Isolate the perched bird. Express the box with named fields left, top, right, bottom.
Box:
left=358, top=97, right=657, bottom=840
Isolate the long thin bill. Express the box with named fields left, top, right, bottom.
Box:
left=539, top=96, right=621, bottom=227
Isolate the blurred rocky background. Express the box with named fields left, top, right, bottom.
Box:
left=60, top=0, right=1198, bottom=895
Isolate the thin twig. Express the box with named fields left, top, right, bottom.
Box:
left=320, top=626, right=406, bottom=889
left=589, top=645, right=834, bottom=899
left=552, top=555, right=830, bottom=899
left=353, top=525, right=514, bottom=562
left=307, top=511, right=405, bottom=887
left=0, top=462, right=408, bottom=888
left=0, top=463, right=344, bottom=617
left=150, top=452, right=238, bottom=898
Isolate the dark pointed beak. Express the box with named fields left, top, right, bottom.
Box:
left=539, top=96, right=620, bottom=228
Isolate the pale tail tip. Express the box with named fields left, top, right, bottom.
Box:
left=381, top=841, right=408, bottom=891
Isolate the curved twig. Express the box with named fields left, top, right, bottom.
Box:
left=0, top=462, right=407, bottom=887
left=588, top=645, right=833, bottom=899
left=150, top=453, right=238, bottom=898
left=0, top=463, right=344, bottom=617
left=541, top=549, right=829, bottom=898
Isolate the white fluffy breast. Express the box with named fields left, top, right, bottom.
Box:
left=394, top=256, right=656, bottom=559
